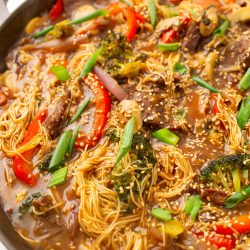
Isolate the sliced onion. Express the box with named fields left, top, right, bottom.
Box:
left=93, top=66, right=127, bottom=101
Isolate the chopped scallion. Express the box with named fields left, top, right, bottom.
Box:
left=184, top=195, right=202, bottom=221
left=67, top=124, right=81, bottom=158
left=116, top=116, right=135, bottom=163
left=151, top=208, right=172, bottom=222
left=50, top=66, right=70, bottom=81
left=158, top=43, right=180, bottom=52
left=152, top=128, right=179, bottom=145
left=236, top=96, right=250, bottom=130
left=174, top=63, right=187, bottom=75
left=69, top=98, right=90, bottom=124
left=239, top=68, right=250, bottom=90
left=149, top=0, right=157, bottom=29
left=48, top=166, right=68, bottom=188
left=213, top=19, right=230, bottom=37
left=192, top=76, right=219, bottom=93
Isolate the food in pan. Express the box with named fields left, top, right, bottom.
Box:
left=0, top=0, right=250, bottom=249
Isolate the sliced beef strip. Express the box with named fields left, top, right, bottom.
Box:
left=32, top=194, right=54, bottom=211
left=67, top=199, right=80, bottom=239
left=200, top=188, right=227, bottom=206
left=181, top=21, right=202, bottom=54
left=44, top=90, right=71, bottom=139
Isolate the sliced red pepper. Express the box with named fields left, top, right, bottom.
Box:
left=49, top=0, right=64, bottom=20
left=108, top=2, right=145, bottom=41
left=13, top=110, right=47, bottom=186
left=75, top=74, right=111, bottom=149
left=161, top=29, right=178, bottom=44
left=179, top=13, right=191, bottom=29
left=215, top=215, right=250, bottom=235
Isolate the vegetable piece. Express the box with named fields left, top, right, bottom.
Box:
left=192, top=76, right=219, bottom=93
left=149, top=0, right=157, bottom=29
left=75, top=74, right=111, bottom=149
left=116, top=116, right=135, bottom=163
left=80, top=47, right=103, bottom=78
left=159, top=220, right=184, bottom=237
left=48, top=166, right=68, bottom=188
left=239, top=68, right=250, bottom=90
left=213, top=19, right=229, bottom=36
left=69, top=98, right=90, bottom=124
left=174, top=63, right=187, bottom=74
left=93, top=66, right=127, bottom=101
left=237, top=96, right=250, bottom=129
left=38, top=153, right=53, bottom=172
left=18, top=192, right=42, bottom=214
left=215, top=215, right=250, bottom=235
left=152, top=128, right=179, bottom=145
left=184, top=195, right=202, bottom=221
left=231, top=6, right=250, bottom=22
left=232, top=168, right=241, bottom=192
left=49, top=0, right=64, bottom=20
left=205, top=234, right=235, bottom=250
left=108, top=2, right=146, bottom=41
left=224, top=184, right=250, bottom=208
left=67, top=124, right=81, bottom=158
left=158, top=43, right=180, bottom=52
left=151, top=208, right=172, bottom=222
left=33, top=9, right=107, bottom=38
left=13, top=110, right=47, bottom=186
left=48, top=130, right=72, bottom=172
left=161, top=29, right=177, bottom=44
left=25, top=17, right=41, bottom=35
left=50, top=65, right=70, bottom=81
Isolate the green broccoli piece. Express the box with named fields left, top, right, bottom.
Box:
left=106, top=128, right=120, bottom=143
left=200, top=153, right=250, bottom=191
left=19, top=192, right=42, bottom=215
left=37, top=153, right=53, bottom=172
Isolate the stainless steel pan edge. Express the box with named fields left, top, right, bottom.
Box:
left=0, top=0, right=53, bottom=249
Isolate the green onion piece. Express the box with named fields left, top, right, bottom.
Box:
left=243, top=169, right=249, bottom=180
left=190, top=197, right=202, bottom=221
left=151, top=208, right=172, bottom=222
left=67, top=124, right=81, bottom=158
left=152, top=128, right=179, bottom=145
left=80, top=47, right=103, bottom=78
left=213, top=19, right=230, bottom=37
left=184, top=197, right=194, bottom=214
left=69, top=9, right=108, bottom=25
left=224, top=184, right=250, bottom=209
left=232, top=168, right=241, bottom=192
left=149, top=0, right=157, bottom=29
left=69, top=98, right=90, bottom=124
left=239, top=68, right=250, bottom=90
left=33, top=25, right=54, bottom=38
left=116, top=116, right=135, bottom=163
left=48, top=166, right=68, bottom=188
left=158, top=43, right=180, bottom=52
left=48, top=130, right=72, bottom=172
left=50, top=66, right=70, bottom=81
left=236, top=96, right=250, bottom=129
left=192, top=76, right=220, bottom=93
left=174, top=63, right=187, bottom=75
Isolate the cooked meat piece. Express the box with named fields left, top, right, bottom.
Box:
left=181, top=21, right=201, bottom=54
left=67, top=199, right=80, bottom=239
left=46, top=211, right=64, bottom=226
left=0, top=86, right=12, bottom=106
left=200, top=188, right=227, bottom=205
left=44, top=91, right=71, bottom=139
left=32, top=194, right=53, bottom=211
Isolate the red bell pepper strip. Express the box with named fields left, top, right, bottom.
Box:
left=49, top=0, right=64, bottom=20
left=215, top=214, right=250, bottom=235
left=108, top=2, right=145, bottom=41
left=13, top=110, right=47, bottom=186
left=75, top=74, right=111, bottom=149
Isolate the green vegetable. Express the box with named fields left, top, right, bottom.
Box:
left=213, top=19, right=230, bottom=37
left=37, top=153, right=53, bottom=172
left=48, top=166, right=68, bottom=188
left=50, top=66, right=70, bottom=81
left=184, top=195, right=202, bottom=221
left=237, top=96, right=250, bottom=129
left=80, top=47, right=103, bottom=78
left=200, top=154, right=250, bottom=191
left=107, top=128, right=120, bottom=142
left=149, top=0, right=157, bottom=29
left=173, top=109, right=187, bottom=121
left=160, top=220, right=184, bottom=237
left=151, top=208, right=172, bottom=222
left=239, top=68, right=250, bottom=90
left=18, top=192, right=42, bottom=214
left=67, top=124, right=81, bottom=158
left=174, top=63, right=187, bottom=75
left=69, top=9, right=108, bottom=25
left=48, top=130, right=72, bottom=172
left=152, top=128, right=180, bottom=145
left=69, top=98, right=90, bottom=124
left=192, top=76, right=219, bottom=93
left=33, top=10, right=108, bottom=38
left=224, top=184, right=250, bottom=208
left=116, top=116, right=135, bottom=163
left=158, top=43, right=180, bottom=52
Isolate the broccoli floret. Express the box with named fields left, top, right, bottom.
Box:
left=200, top=153, right=250, bottom=191
left=19, top=192, right=42, bottom=215
left=107, top=128, right=120, bottom=143
left=37, top=153, right=53, bottom=172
